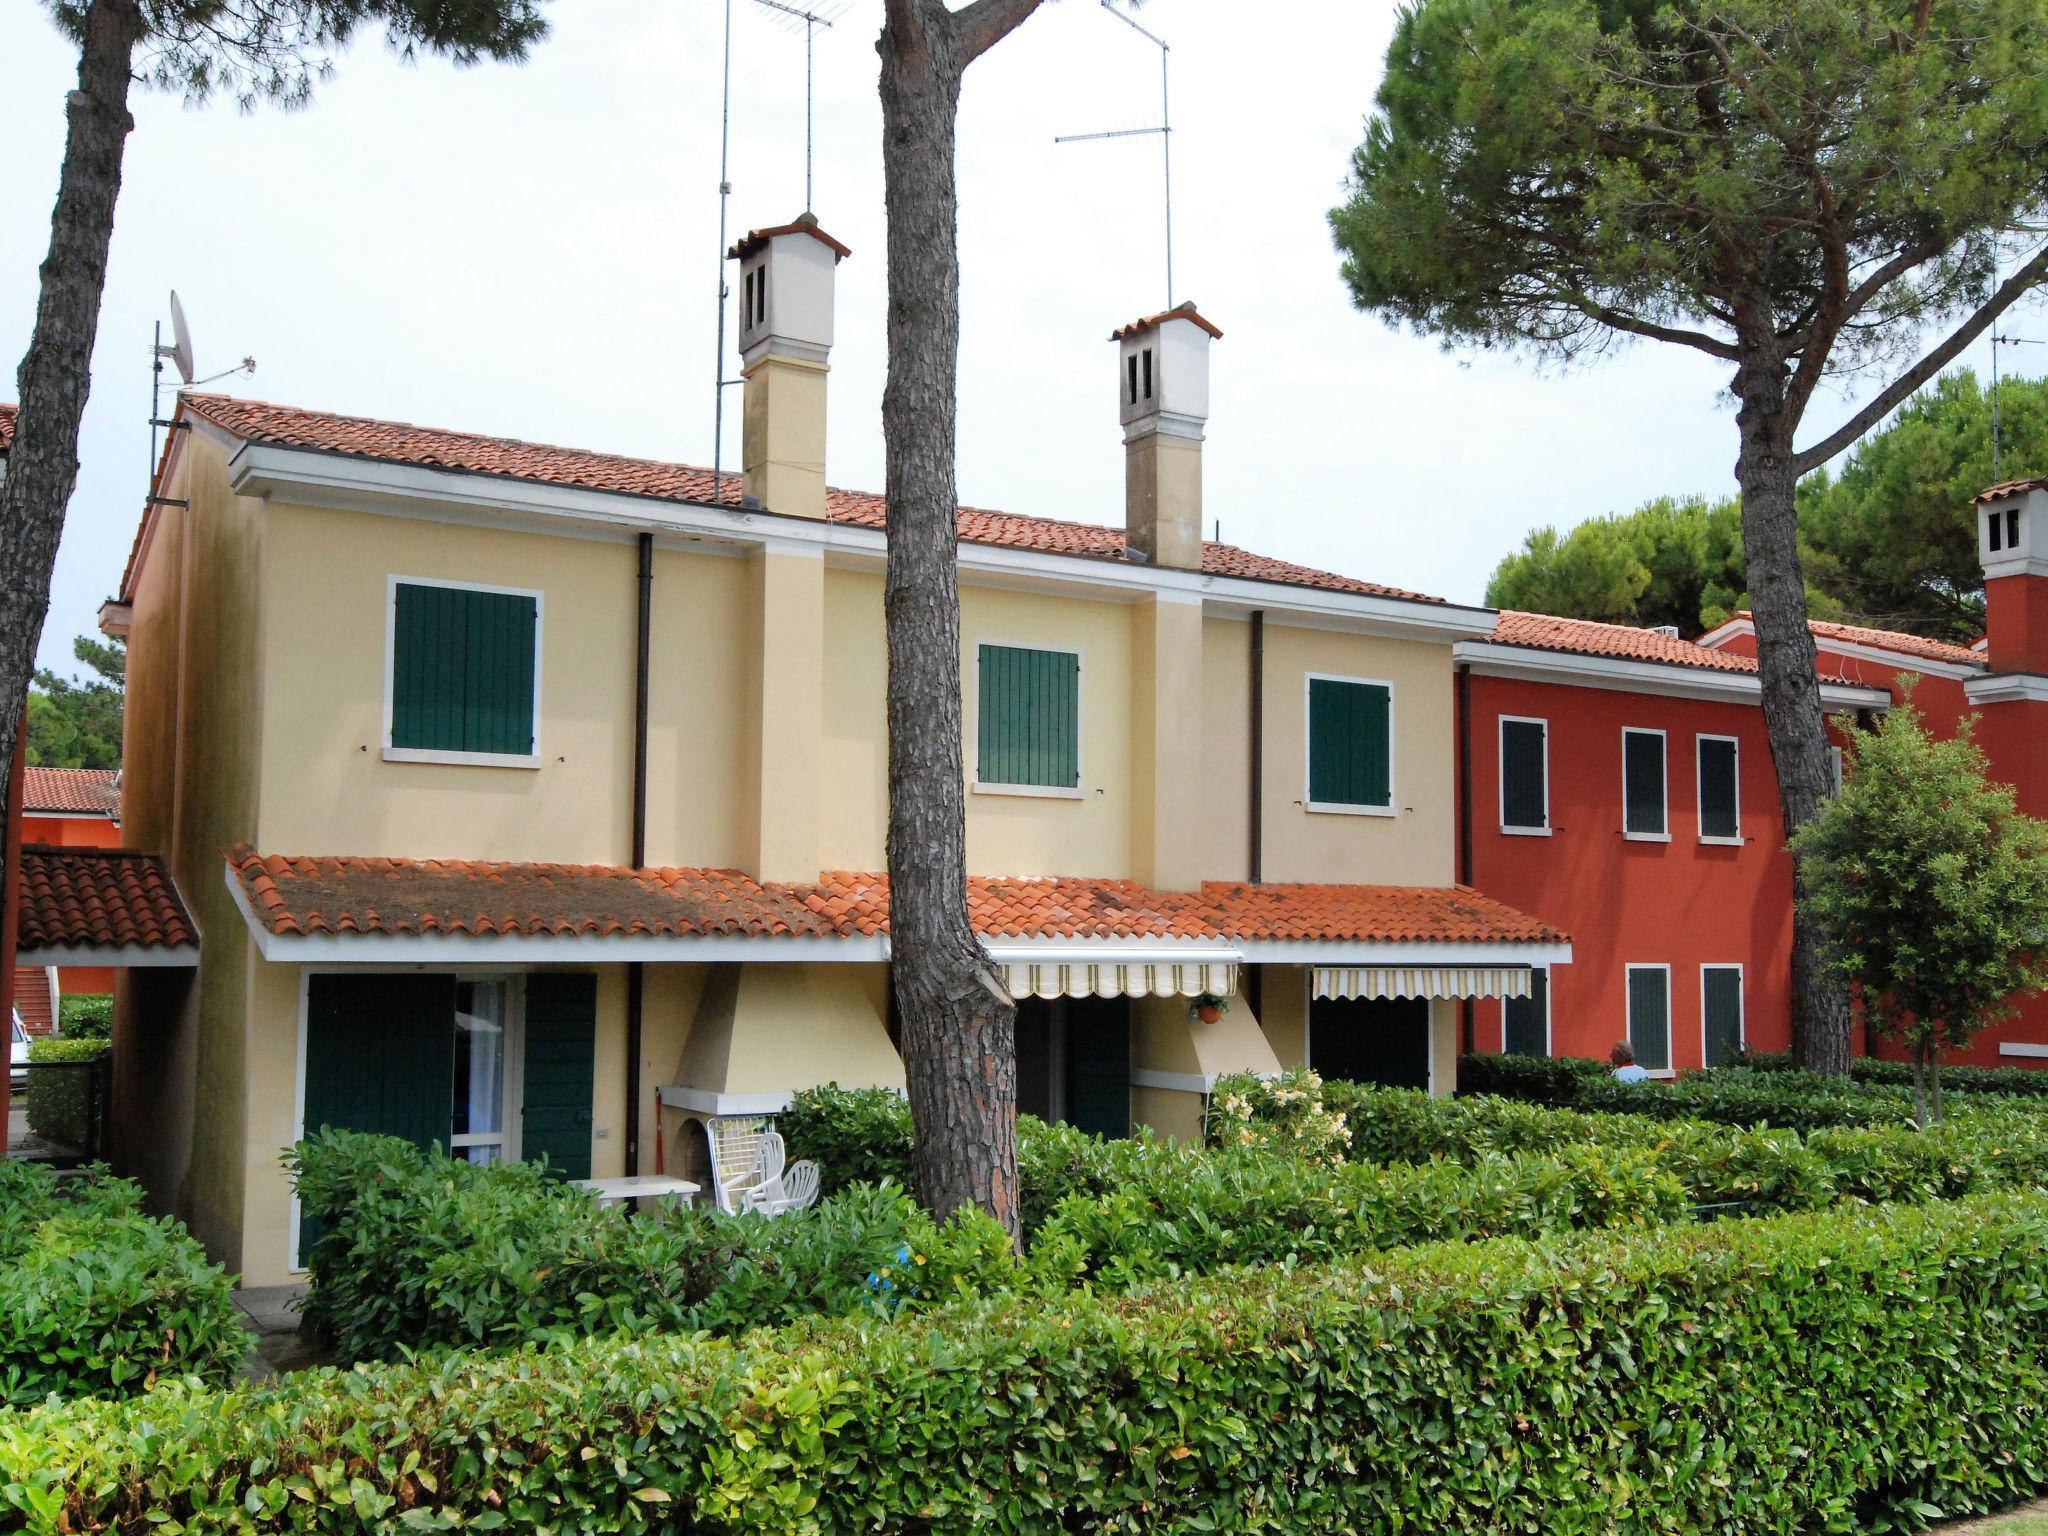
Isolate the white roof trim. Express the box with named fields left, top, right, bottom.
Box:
left=1454, top=639, right=1890, bottom=709
left=1698, top=616, right=1982, bottom=682
left=14, top=943, right=195, bottom=968
left=1965, top=672, right=2048, bottom=705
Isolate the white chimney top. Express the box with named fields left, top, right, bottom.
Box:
left=728, top=214, right=851, bottom=368
left=1112, top=302, right=1221, bottom=442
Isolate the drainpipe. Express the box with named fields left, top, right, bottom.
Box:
left=1247, top=611, right=1265, bottom=1021
left=1456, top=661, right=1475, bottom=1057
left=626, top=532, right=653, bottom=1175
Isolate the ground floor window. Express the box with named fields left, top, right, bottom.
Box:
left=1308, top=992, right=1430, bottom=1090
left=1702, top=965, right=1744, bottom=1068
left=1013, top=994, right=1130, bottom=1138
left=1502, top=968, right=1550, bottom=1057
left=1625, top=965, right=1672, bottom=1073
left=451, top=980, right=511, bottom=1165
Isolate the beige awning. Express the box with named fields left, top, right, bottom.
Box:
left=1314, top=965, right=1530, bottom=1002
left=1002, top=960, right=1236, bottom=1001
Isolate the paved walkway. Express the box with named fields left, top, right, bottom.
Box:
left=1937, top=1500, right=2048, bottom=1533
left=233, top=1285, right=330, bottom=1380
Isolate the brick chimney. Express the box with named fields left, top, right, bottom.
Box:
left=1114, top=302, right=1220, bottom=570
left=1975, top=478, right=2048, bottom=674
left=728, top=214, right=851, bottom=521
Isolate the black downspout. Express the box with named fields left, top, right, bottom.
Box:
left=626, top=532, right=653, bottom=1175
left=1456, top=662, right=1475, bottom=1057
left=1247, top=612, right=1265, bottom=1022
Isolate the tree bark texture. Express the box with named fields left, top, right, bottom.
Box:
left=1, top=0, right=143, bottom=860
left=1732, top=340, right=1854, bottom=1076
left=878, top=0, right=1039, bottom=1244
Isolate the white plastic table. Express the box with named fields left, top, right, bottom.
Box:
left=573, top=1174, right=700, bottom=1209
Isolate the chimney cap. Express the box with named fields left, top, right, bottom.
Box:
left=728, top=214, right=853, bottom=264
left=1110, top=300, right=1222, bottom=342
left=1977, top=476, right=2048, bottom=503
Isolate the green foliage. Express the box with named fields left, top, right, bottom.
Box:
left=1746, top=1049, right=2048, bottom=1100
left=22, top=1037, right=107, bottom=1150
left=0, top=1161, right=242, bottom=1406
left=54, top=994, right=111, bottom=1040
left=1456, top=1051, right=1941, bottom=1129
left=1205, top=1066, right=1352, bottom=1162
left=290, top=1131, right=1015, bottom=1363
left=1486, top=495, right=1751, bottom=636
left=1793, top=702, right=2048, bottom=1116
left=16, top=1195, right=2048, bottom=1532
left=23, top=635, right=122, bottom=771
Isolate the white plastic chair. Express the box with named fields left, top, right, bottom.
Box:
left=742, top=1159, right=821, bottom=1217
left=719, top=1130, right=786, bottom=1215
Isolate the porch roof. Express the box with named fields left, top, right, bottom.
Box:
left=17, top=846, right=198, bottom=966
left=224, top=845, right=1568, bottom=962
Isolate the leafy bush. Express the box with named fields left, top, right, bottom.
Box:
left=22, top=1037, right=107, bottom=1150
left=15, top=1194, right=2048, bottom=1533
left=0, top=1162, right=242, bottom=1405
left=54, top=994, right=112, bottom=1040
left=291, top=1131, right=1015, bottom=1363
left=1745, top=1049, right=2048, bottom=1100
left=1456, top=1052, right=1935, bottom=1129
left=1206, top=1066, right=1351, bottom=1162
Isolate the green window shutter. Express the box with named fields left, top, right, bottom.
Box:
left=1500, top=719, right=1547, bottom=829
left=1503, top=968, right=1549, bottom=1056
left=1623, top=730, right=1666, bottom=835
left=1308, top=678, right=1392, bottom=808
left=299, top=973, right=457, bottom=1266
left=391, top=582, right=537, bottom=756
left=977, top=644, right=1079, bottom=788
left=1061, top=996, right=1130, bottom=1139
left=1703, top=967, right=1743, bottom=1067
left=1627, top=968, right=1670, bottom=1072
left=1698, top=737, right=1739, bottom=839
left=521, top=974, right=597, bottom=1181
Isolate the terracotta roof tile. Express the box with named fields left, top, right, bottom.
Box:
left=23, top=767, right=119, bottom=817
left=1491, top=611, right=1764, bottom=674
left=18, top=846, right=196, bottom=954
left=228, top=846, right=1565, bottom=948
left=1789, top=613, right=1982, bottom=669
left=1109, top=302, right=1223, bottom=341
left=1976, top=477, right=2048, bottom=502
left=0, top=403, right=13, bottom=455
left=169, top=395, right=1444, bottom=606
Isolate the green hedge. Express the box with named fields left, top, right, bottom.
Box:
left=55, top=994, right=112, bottom=1041
left=1744, top=1049, right=2048, bottom=1099
left=22, top=1038, right=106, bottom=1151
left=1457, top=1052, right=1951, bottom=1128
left=13, top=1193, right=2048, bottom=1532
left=0, top=1162, right=243, bottom=1406
left=292, top=1131, right=1016, bottom=1363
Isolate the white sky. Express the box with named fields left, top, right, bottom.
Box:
left=2, top=0, right=2036, bottom=677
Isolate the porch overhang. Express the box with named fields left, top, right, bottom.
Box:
left=16, top=846, right=198, bottom=969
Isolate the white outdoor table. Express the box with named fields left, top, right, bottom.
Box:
left=573, top=1175, right=700, bottom=1208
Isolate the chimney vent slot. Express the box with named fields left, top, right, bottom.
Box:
left=1142, top=347, right=1154, bottom=401
left=2009, top=506, right=2021, bottom=548
left=1127, top=353, right=1139, bottom=406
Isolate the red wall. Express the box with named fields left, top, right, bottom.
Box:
left=1464, top=676, right=1796, bottom=1069
left=21, top=812, right=119, bottom=997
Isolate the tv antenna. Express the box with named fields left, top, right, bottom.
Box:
left=149, top=291, right=254, bottom=484
left=1055, top=0, right=1175, bottom=309
left=710, top=0, right=848, bottom=507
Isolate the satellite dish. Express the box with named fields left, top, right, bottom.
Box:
left=166, top=291, right=195, bottom=385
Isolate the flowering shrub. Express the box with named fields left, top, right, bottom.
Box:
left=1206, top=1068, right=1350, bottom=1164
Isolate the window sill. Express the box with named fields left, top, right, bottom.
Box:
left=972, top=781, right=1084, bottom=801
left=384, top=746, right=542, bottom=770
left=1697, top=835, right=1745, bottom=847
left=1306, top=801, right=1397, bottom=818
left=1622, top=830, right=1671, bottom=843
left=1500, top=824, right=1552, bottom=838
left=1647, top=1068, right=1677, bottom=1081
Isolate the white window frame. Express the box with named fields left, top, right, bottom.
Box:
left=1497, top=714, right=1551, bottom=836
left=1828, top=744, right=1845, bottom=798
left=1699, top=963, right=1745, bottom=1067
left=1621, top=727, right=1670, bottom=842
left=1624, top=962, right=1676, bottom=1079
left=383, top=574, right=545, bottom=769
left=1695, top=733, right=1743, bottom=846
left=288, top=967, right=530, bottom=1276
left=970, top=638, right=1086, bottom=801
left=1304, top=672, right=1398, bottom=818
left=1500, top=963, right=1553, bottom=1056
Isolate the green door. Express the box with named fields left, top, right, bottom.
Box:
left=1703, top=967, right=1743, bottom=1068
left=522, top=974, right=597, bottom=1180
left=299, top=973, right=457, bottom=1266
left=1062, top=996, right=1131, bottom=1139
left=1309, top=994, right=1431, bottom=1089
left=1503, top=969, right=1549, bottom=1057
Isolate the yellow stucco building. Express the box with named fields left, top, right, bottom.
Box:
left=104, top=218, right=1566, bottom=1284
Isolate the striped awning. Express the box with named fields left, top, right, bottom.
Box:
left=1002, top=960, right=1236, bottom=1001
left=1314, top=965, right=1530, bottom=1002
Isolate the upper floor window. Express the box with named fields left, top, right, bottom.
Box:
left=386, top=577, right=541, bottom=766
left=1696, top=735, right=1740, bottom=842
left=1306, top=674, right=1394, bottom=815
left=975, top=643, right=1080, bottom=795
left=1499, top=716, right=1549, bottom=834
left=1621, top=727, right=1668, bottom=840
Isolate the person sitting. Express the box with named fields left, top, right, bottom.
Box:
left=1610, top=1040, right=1651, bottom=1084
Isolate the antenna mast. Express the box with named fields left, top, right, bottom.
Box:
left=1055, top=0, right=1176, bottom=307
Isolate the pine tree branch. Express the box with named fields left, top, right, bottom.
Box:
left=951, top=0, right=1045, bottom=63
left=1568, top=296, right=1742, bottom=360
left=1791, top=245, right=2048, bottom=475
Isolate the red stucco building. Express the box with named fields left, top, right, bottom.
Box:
left=14, top=766, right=121, bottom=1031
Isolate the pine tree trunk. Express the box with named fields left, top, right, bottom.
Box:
left=0, top=0, right=142, bottom=840
left=1930, top=1056, right=1943, bottom=1127
left=1911, top=1048, right=1928, bottom=1130
left=877, top=5, right=1019, bottom=1244
left=1731, top=345, right=1852, bottom=1076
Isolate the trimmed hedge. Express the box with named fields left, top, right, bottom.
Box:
left=55, top=994, right=112, bottom=1041
left=1745, top=1048, right=2048, bottom=1100
left=0, top=1162, right=242, bottom=1406
left=12, top=1193, right=2048, bottom=1532
left=1457, top=1051, right=1950, bottom=1128
left=292, top=1131, right=1016, bottom=1363
left=22, top=1038, right=106, bottom=1150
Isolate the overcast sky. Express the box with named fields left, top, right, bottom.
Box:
left=2, top=0, right=2037, bottom=677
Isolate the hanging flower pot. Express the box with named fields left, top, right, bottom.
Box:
left=1189, top=992, right=1230, bottom=1025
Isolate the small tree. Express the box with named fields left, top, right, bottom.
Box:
left=1791, top=701, right=2048, bottom=1125
left=26, top=634, right=124, bottom=769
